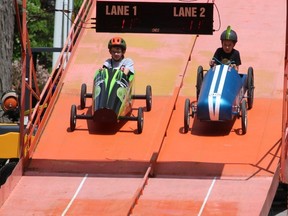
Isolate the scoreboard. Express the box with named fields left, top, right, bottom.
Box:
left=96, top=1, right=214, bottom=35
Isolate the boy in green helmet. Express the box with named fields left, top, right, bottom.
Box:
left=103, top=37, right=134, bottom=76
left=209, top=26, right=241, bottom=71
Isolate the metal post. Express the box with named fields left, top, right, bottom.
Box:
left=53, top=0, right=64, bottom=68
left=280, top=0, right=288, bottom=183
left=19, top=0, right=27, bottom=158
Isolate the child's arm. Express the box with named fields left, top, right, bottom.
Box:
left=122, top=58, right=134, bottom=75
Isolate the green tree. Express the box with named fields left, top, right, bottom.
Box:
left=12, top=0, right=85, bottom=92
left=14, top=0, right=54, bottom=66
left=14, top=0, right=84, bottom=67
left=74, top=0, right=84, bottom=15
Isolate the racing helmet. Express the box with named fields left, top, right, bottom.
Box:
left=108, top=37, right=127, bottom=51
left=1, top=91, right=19, bottom=112
left=220, top=26, right=238, bottom=43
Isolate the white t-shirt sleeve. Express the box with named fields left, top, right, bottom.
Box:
left=122, top=58, right=134, bottom=73
left=102, top=58, right=134, bottom=74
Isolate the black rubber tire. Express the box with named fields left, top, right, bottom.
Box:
left=0, top=162, right=17, bottom=186
left=196, top=66, right=204, bottom=101
left=145, top=85, right=152, bottom=112
left=247, top=67, right=254, bottom=110
left=241, top=100, right=247, bottom=135
left=80, top=83, right=87, bottom=109
left=137, top=107, right=144, bottom=134
left=70, top=104, right=77, bottom=131
left=184, top=98, right=191, bottom=133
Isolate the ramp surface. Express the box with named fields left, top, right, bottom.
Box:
left=0, top=0, right=285, bottom=215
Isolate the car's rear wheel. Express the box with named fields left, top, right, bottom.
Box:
left=241, top=100, right=247, bottom=135
left=184, top=98, right=191, bottom=133
left=80, top=83, right=87, bottom=109
left=70, top=105, right=77, bottom=131
left=247, top=67, right=254, bottom=110
left=137, top=107, right=144, bottom=134
left=145, top=85, right=152, bottom=112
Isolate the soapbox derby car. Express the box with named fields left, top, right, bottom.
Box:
left=184, top=62, right=254, bottom=135
left=70, top=68, right=152, bottom=134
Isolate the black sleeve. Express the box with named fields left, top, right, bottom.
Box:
left=232, top=49, right=241, bottom=66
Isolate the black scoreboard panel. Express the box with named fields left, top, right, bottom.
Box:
left=96, top=1, right=214, bottom=35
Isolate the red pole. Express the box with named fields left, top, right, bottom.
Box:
left=280, top=0, right=288, bottom=183
left=19, top=0, right=27, bottom=159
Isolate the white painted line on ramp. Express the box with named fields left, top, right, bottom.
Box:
left=62, top=173, right=88, bottom=216
left=198, top=177, right=217, bottom=216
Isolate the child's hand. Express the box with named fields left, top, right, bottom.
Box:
left=122, top=67, right=130, bottom=75
left=230, top=64, right=237, bottom=69
left=209, top=59, right=215, bottom=67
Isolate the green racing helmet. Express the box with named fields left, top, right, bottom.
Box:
left=108, top=37, right=127, bottom=51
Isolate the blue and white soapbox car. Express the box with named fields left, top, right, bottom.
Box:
left=184, top=63, right=254, bottom=135
left=70, top=68, right=152, bottom=134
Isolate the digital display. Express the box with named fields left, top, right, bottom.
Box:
left=96, top=1, right=214, bottom=35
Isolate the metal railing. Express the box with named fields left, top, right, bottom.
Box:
left=17, top=0, right=94, bottom=167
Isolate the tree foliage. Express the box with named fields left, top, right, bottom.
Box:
left=14, top=0, right=54, bottom=66
left=14, top=0, right=84, bottom=67
left=11, top=0, right=84, bottom=92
